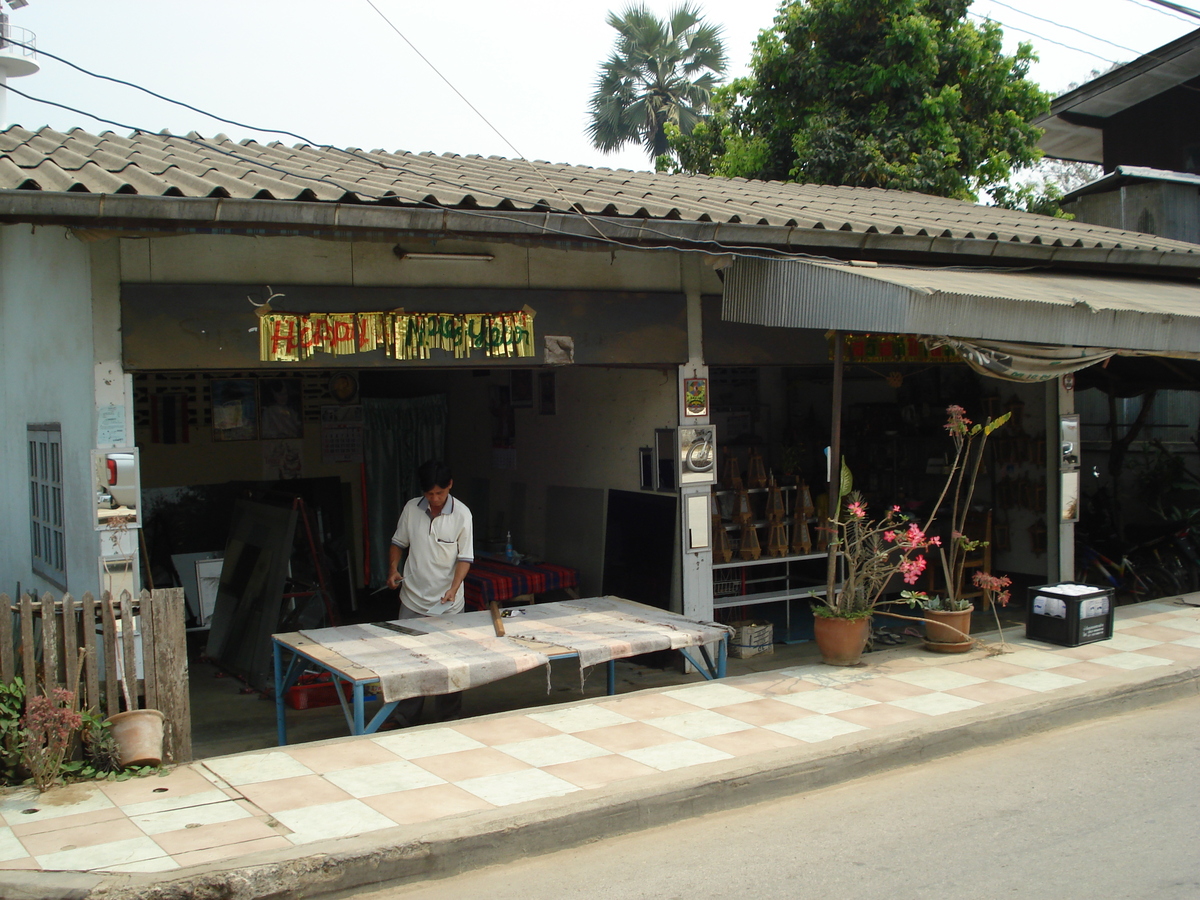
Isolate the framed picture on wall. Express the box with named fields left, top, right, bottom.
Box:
left=259, top=377, right=304, bottom=440
left=510, top=370, right=533, bottom=408
left=537, top=371, right=556, bottom=416
left=211, top=379, right=258, bottom=441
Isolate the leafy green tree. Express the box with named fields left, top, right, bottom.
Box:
left=669, top=0, right=1052, bottom=201
left=587, top=3, right=728, bottom=163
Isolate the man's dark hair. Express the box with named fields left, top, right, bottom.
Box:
left=417, top=459, right=453, bottom=492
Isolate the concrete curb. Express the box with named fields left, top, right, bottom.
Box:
left=14, top=660, right=1195, bottom=900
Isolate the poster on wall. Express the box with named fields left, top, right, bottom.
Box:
left=259, top=377, right=304, bottom=440
left=263, top=439, right=303, bottom=479
left=211, top=379, right=258, bottom=442
left=683, top=377, right=708, bottom=418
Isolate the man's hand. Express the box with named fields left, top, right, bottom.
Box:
left=387, top=544, right=405, bottom=590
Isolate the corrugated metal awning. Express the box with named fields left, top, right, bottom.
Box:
left=722, top=257, right=1200, bottom=355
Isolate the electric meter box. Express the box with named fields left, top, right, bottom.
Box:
left=1026, top=583, right=1114, bottom=647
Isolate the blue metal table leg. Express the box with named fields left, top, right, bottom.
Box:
left=353, top=682, right=365, bottom=735
left=273, top=640, right=286, bottom=747
left=719, top=634, right=727, bottom=678
left=607, top=659, right=616, bottom=695
left=367, top=700, right=398, bottom=734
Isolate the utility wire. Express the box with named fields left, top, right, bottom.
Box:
left=0, top=36, right=605, bottom=230
left=360, top=0, right=525, bottom=163
left=985, top=0, right=1144, bottom=56
left=969, top=11, right=1123, bottom=66
left=357, top=0, right=616, bottom=245
left=1122, top=0, right=1200, bottom=25
left=1142, top=0, right=1200, bottom=20
left=0, top=39, right=314, bottom=146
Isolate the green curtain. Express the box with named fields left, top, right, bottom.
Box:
left=363, top=395, right=447, bottom=588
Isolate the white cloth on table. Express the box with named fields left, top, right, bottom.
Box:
left=298, top=597, right=731, bottom=703
left=301, top=611, right=545, bottom=703
left=505, top=596, right=732, bottom=670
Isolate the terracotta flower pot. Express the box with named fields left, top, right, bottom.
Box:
left=813, top=615, right=871, bottom=666
left=923, top=606, right=974, bottom=652
left=107, top=709, right=166, bottom=768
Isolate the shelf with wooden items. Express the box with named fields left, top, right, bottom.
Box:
left=711, top=464, right=836, bottom=626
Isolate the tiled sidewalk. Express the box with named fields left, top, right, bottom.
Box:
left=2, top=600, right=1199, bottom=875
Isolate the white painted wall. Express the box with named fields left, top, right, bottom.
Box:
left=0, top=225, right=98, bottom=597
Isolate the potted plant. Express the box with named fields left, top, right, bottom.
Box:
left=816, top=406, right=1013, bottom=664
left=901, top=405, right=1011, bottom=651
left=813, top=476, right=941, bottom=665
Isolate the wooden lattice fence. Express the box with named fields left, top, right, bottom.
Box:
left=0, top=588, right=191, bottom=764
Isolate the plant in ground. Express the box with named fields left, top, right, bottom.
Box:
left=667, top=0, right=1050, bottom=201
left=0, top=678, right=26, bottom=785
left=973, top=570, right=1014, bottom=649
left=21, top=688, right=83, bottom=793
left=587, top=2, right=728, bottom=162
left=75, top=710, right=123, bottom=778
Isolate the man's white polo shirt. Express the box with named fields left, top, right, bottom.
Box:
left=391, top=494, right=474, bottom=615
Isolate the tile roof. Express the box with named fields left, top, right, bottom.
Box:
left=2, top=125, right=1199, bottom=260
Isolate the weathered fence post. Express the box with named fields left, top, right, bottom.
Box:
left=101, top=592, right=119, bottom=718
left=0, top=593, right=13, bottom=685
left=20, top=593, right=35, bottom=697
left=145, top=588, right=191, bottom=763
left=82, top=592, right=99, bottom=712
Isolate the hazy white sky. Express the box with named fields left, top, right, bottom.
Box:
left=2, top=0, right=1197, bottom=172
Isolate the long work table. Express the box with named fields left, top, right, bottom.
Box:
left=271, top=596, right=730, bottom=745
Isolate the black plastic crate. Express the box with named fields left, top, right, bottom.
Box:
left=1026, top=583, right=1114, bottom=647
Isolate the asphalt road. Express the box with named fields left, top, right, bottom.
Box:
left=356, top=694, right=1200, bottom=900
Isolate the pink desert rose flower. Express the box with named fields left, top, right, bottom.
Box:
left=898, top=555, right=927, bottom=584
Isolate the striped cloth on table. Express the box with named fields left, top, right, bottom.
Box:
left=463, top=558, right=579, bottom=608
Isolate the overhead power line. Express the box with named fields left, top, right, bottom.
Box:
left=985, top=0, right=1143, bottom=56
left=1141, top=0, right=1200, bottom=20
left=1122, top=0, right=1200, bottom=25
left=0, top=32, right=614, bottom=247
left=969, top=11, right=1123, bottom=66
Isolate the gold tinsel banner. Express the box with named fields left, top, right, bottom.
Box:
left=259, top=310, right=536, bottom=362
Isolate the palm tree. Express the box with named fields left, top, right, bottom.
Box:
left=587, top=3, right=728, bottom=162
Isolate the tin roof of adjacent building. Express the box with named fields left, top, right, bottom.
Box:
left=1037, top=28, right=1200, bottom=164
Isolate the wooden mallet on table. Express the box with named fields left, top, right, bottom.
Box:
left=489, top=600, right=505, bottom=637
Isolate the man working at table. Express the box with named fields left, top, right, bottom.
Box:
left=386, top=459, right=474, bottom=724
